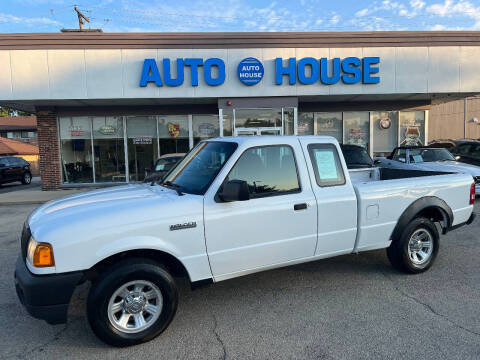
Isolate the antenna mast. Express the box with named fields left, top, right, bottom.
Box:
left=74, top=6, right=90, bottom=30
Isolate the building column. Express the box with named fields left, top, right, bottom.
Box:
left=36, top=107, right=62, bottom=190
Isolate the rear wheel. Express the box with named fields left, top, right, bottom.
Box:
left=387, top=217, right=439, bottom=274
left=87, top=258, right=178, bottom=347
left=21, top=172, right=31, bottom=185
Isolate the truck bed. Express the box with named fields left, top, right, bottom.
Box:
left=351, top=171, right=474, bottom=253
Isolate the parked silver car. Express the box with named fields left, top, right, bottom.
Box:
left=375, top=146, right=480, bottom=193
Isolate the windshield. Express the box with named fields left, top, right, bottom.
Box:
left=154, top=157, right=182, bottom=171
left=161, top=141, right=238, bottom=195
left=409, top=148, right=456, bottom=163
left=341, top=146, right=373, bottom=168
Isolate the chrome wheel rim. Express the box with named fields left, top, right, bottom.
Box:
left=107, top=280, right=163, bottom=334
left=408, top=228, right=433, bottom=265
left=24, top=173, right=31, bottom=183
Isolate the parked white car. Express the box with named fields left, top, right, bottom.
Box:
left=15, top=136, right=476, bottom=347
left=374, top=146, right=480, bottom=194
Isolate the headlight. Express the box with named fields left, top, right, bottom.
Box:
left=27, top=237, right=55, bottom=267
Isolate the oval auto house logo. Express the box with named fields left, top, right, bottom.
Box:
left=237, top=57, right=264, bottom=86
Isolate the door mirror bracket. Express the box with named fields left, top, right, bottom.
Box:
left=217, top=180, right=250, bottom=202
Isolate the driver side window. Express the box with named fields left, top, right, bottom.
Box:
left=393, top=149, right=407, bottom=162
left=226, top=145, right=300, bottom=198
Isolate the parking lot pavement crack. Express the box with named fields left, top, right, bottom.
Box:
left=7, top=318, right=78, bottom=359
left=382, top=272, right=480, bottom=338
left=211, top=314, right=227, bottom=360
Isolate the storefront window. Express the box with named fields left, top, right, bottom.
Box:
left=59, top=117, right=93, bottom=183
left=343, top=112, right=370, bottom=150
left=127, top=116, right=158, bottom=182
left=235, top=108, right=282, bottom=128
left=193, top=115, right=220, bottom=146
left=283, top=108, right=294, bottom=135
left=315, top=112, right=342, bottom=142
left=399, top=111, right=425, bottom=146
left=157, top=115, right=189, bottom=156
left=92, top=116, right=126, bottom=182
left=372, top=111, right=399, bottom=156
left=298, top=112, right=314, bottom=135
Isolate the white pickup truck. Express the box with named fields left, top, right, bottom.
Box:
left=15, top=136, right=476, bottom=347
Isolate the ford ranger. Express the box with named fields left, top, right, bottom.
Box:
left=14, top=136, right=476, bottom=347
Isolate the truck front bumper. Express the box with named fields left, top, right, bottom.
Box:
left=14, top=257, right=83, bottom=325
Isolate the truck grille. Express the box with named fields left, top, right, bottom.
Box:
left=20, top=223, right=31, bottom=262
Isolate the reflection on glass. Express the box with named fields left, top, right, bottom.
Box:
left=227, top=145, right=300, bottom=197
left=372, top=111, right=399, bottom=155
left=399, top=111, right=425, bottom=146
left=283, top=108, right=294, bottom=135
left=127, top=116, right=158, bottom=182
left=157, top=115, right=189, bottom=156
left=315, top=112, right=342, bottom=142
left=93, top=116, right=125, bottom=182
left=222, top=109, right=233, bottom=136
left=193, top=115, right=219, bottom=146
left=235, top=108, right=281, bottom=128
left=298, top=112, right=314, bottom=135
left=59, top=117, right=93, bottom=183
left=343, top=112, right=370, bottom=149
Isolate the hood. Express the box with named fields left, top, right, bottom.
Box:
left=28, top=184, right=198, bottom=238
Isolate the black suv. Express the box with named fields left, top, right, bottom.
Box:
left=0, top=156, right=32, bottom=185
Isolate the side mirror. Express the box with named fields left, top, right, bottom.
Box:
left=218, top=180, right=250, bottom=202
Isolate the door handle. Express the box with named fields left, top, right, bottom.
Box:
left=294, top=203, right=307, bottom=211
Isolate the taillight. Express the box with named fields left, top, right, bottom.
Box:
left=470, top=183, right=475, bottom=205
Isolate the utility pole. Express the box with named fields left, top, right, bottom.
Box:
left=74, top=6, right=90, bottom=31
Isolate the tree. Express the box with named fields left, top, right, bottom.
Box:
left=0, top=106, right=31, bottom=117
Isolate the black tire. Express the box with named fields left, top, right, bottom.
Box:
left=387, top=217, right=439, bottom=274
left=87, top=258, right=178, bottom=347
left=21, top=172, right=31, bottom=185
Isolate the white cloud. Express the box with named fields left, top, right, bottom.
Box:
left=330, top=14, right=340, bottom=25
left=356, top=8, right=370, bottom=17
left=0, top=12, right=60, bottom=26
left=427, top=0, right=480, bottom=29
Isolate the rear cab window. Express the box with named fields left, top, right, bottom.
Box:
left=307, top=144, right=346, bottom=187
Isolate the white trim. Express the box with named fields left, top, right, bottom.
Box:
left=156, top=115, right=160, bottom=156
left=90, top=117, right=96, bottom=183
left=293, top=107, right=298, bottom=135
left=188, top=114, right=193, bottom=149
left=123, top=116, right=129, bottom=183
left=218, top=108, right=224, bottom=137
left=424, top=109, right=429, bottom=145
left=369, top=111, right=374, bottom=158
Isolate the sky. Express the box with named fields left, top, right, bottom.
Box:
left=1, top=0, right=480, bottom=33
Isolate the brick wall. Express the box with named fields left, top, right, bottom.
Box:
left=36, top=108, right=61, bottom=190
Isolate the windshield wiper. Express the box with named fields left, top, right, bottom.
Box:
left=161, top=180, right=184, bottom=196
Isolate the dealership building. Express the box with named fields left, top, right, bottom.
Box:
left=1, top=31, right=480, bottom=190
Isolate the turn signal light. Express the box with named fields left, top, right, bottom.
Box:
left=470, top=183, right=475, bottom=205
left=33, top=243, right=55, bottom=267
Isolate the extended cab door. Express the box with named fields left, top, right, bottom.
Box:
left=299, top=139, right=357, bottom=256
left=203, top=139, right=317, bottom=281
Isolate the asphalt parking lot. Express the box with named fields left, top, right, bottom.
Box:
left=0, top=203, right=479, bottom=360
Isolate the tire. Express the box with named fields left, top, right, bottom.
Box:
left=87, top=258, right=178, bottom=347
left=21, top=172, right=31, bottom=185
left=387, top=217, right=439, bottom=274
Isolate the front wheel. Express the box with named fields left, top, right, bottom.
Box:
left=21, top=172, right=31, bottom=185
left=87, top=258, right=178, bottom=347
left=387, top=217, right=439, bottom=274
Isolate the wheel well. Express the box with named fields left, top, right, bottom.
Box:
left=416, top=206, right=449, bottom=229
left=85, top=249, right=190, bottom=282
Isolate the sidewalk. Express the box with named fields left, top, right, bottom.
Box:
left=0, top=187, right=87, bottom=205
